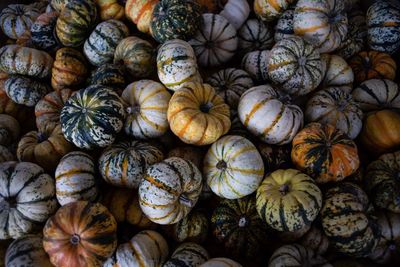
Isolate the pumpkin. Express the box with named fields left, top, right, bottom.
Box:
left=269, top=244, right=331, bottom=267
left=200, top=258, right=242, bottom=267
left=122, top=80, right=171, bottom=139
left=256, top=169, right=322, bottom=232
left=30, top=11, right=59, bottom=51
left=254, top=0, right=295, bottom=22
left=204, top=135, right=264, bottom=199
left=15, top=29, right=34, bottom=48
left=352, top=79, right=400, bottom=112
left=89, top=63, right=125, bottom=91
left=83, top=19, right=129, bottom=66
left=51, top=48, right=88, bottom=91
left=164, top=242, right=209, bottom=267
left=320, top=54, right=354, bottom=88
left=0, top=161, right=57, bottom=239
left=96, top=0, right=124, bottom=20
left=150, top=0, right=202, bottom=43
left=0, top=45, right=53, bottom=79
left=55, top=0, right=98, bottom=47
left=367, top=1, right=400, bottom=55
left=206, top=68, right=254, bottom=109
left=294, top=0, right=348, bottom=53
left=219, top=0, right=250, bottom=29
left=167, top=146, right=205, bottom=169
left=300, top=225, right=330, bottom=255
left=258, top=143, right=292, bottom=172
left=267, top=36, right=324, bottom=96
left=60, top=85, right=125, bottom=149
left=139, top=157, right=203, bottom=224
left=189, top=14, right=238, bottom=67
left=4, top=75, right=49, bottom=107
left=0, top=114, right=20, bottom=146
left=238, top=18, right=274, bottom=54
left=0, top=146, right=14, bottom=163
left=238, top=84, right=304, bottom=145
left=98, top=140, right=164, bottom=188
left=360, top=110, right=400, bottom=153
left=0, top=89, right=34, bottom=131
left=349, top=51, right=397, bottom=84
left=228, top=109, right=252, bottom=140
left=125, top=0, right=159, bottom=34
left=167, top=82, right=231, bottom=146
left=114, top=36, right=156, bottom=79
left=274, top=8, right=295, bottom=42
left=321, top=182, right=379, bottom=257
left=0, top=4, right=41, bottom=39
left=275, top=224, right=311, bottom=244
left=5, top=235, right=52, bottom=267
left=49, top=0, right=71, bottom=12
left=241, top=50, right=270, bottom=82
left=157, top=39, right=202, bottom=91
left=43, top=201, right=117, bottom=267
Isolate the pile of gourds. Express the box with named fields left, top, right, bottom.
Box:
left=0, top=0, right=399, bottom=266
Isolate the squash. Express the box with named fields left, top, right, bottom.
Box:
left=83, top=19, right=129, bottom=66
left=228, top=109, right=252, bottom=140
left=122, top=80, right=171, bottom=139
left=254, top=0, right=295, bottom=22
left=96, top=0, right=124, bottom=20
left=60, top=85, right=125, bottom=149
left=139, top=157, right=203, bottom=224
left=320, top=54, right=354, bottom=88
left=200, top=258, right=242, bottom=267
left=238, top=84, right=304, bottom=145
left=274, top=8, right=295, bottom=42
left=349, top=51, right=397, bottom=84
left=241, top=50, right=270, bottom=82
left=189, top=14, right=238, bottom=67
left=206, top=68, right=254, bottom=109
left=15, top=29, right=34, bottom=48
left=256, top=169, right=322, bottom=232
left=258, top=143, right=292, bottom=172
left=0, top=4, right=41, bottom=39
left=0, top=146, right=14, bottom=163
left=294, top=0, right=348, bottom=53
left=292, top=122, right=359, bottom=183
left=150, top=0, right=202, bottom=43
left=125, top=0, right=159, bottom=34
left=352, top=79, right=400, bottom=111
left=167, top=82, right=231, bottom=146
left=114, top=36, right=156, bottom=79
left=267, top=36, right=324, bottom=96
left=4, top=75, right=49, bottom=107
left=89, top=63, right=125, bottom=91
left=167, top=146, right=205, bottom=169
left=204, top=135, right=264, bottom=199
left=0, top=89, right=34, bottom=131
left=30, top=11, right=59, bottom=50
left=275, top=224, right=311, bottom=244
left=238, top=18, right=274, bottom=54
left=0, top=114, right=20, bottom=146
left=55, top=0, right=98, bottom=47
left=157, top=39, right=202, bottom=91
left=0, top=161, right=57, bottom=239
left=55, top=151, right=98, bottom=206
left=98, top=140, right=164, bottom=188
left=43, top=201, right=117, bottom=267
left=269, top=244, right=331, bottom=267
left=164, top=243, right=209, bottom=267
left=300, top=225, right=330, bottom=255
left=49, top=0, right=72, bottom=12
left=219, top=0, right=250, bottom=29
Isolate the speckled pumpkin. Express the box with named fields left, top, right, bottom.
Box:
left=0, top=4, right=41, bottom=39
left=49, top=0, right=71, bottom=12
left=89, top=64, right=125, bottom=90
left=200, top=257, right=242, bottom=267
left=0, top=146, right=14, bottom=163
left=254, top=0, right=295, bottom=22
left=5, top=75, right=49, bottom=107
left=164, top=243, right=209, bottom=267
left=0, top=114, right=20, bottom=146
left=125, top=0, right=159, bottom=34
left=274, top=8, right=295, bottom=42
left=269, top=244, right=331, bottom=267
left=238, top=18, right=274, bottom=54
left=97, top=0, right=124, bottom=20
left=219, top=0, right=250, bottom=30
left=241, top=50, right=270, bottom=82
left=30, top=11, right=59, bottom=50
left=321, top=54, right=354, bottom=88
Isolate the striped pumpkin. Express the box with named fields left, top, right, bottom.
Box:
left=167, top=146, right=205, bottom=169
left=0, top=4, right=41, bottom=39
left=241, top=50, right=270, bottom=82
left=0, top=146, right=14, bottom=163
left=200, top=258, right=242, bottom=267
left=88, top=63, right=125, bottom=91
left=238, top=18, right=274, bottom=54
left=0, top=161, right=57, bottom=239
left=167, top=82, right=231, bottom=146
left=83, top=20, right=129, bottom=66
left=204, top=135, right=264, bottom=199
left=30, top=11, right=59, bottom=50
left=321, top=54, right=354, bottom=88
left=60, top=85, right=125, bottom=149
left=98, top=140, right=164, bottom=188
left=219, top=0, right=250, bottom=30
left=275, top=224, right=311, bottom=244
left=269, top=244, right=331, bottom=267
left=49, top=0, right=72, bottom=12
left=294, top=0, right=348, bottom=53
left=267, top=36, right=324, bottom=96
left=254, top=0, right=295, bottom=22
left=164, top=243, right=209, bottom=267
left=292, top=122, right=360, bottom=183
left=55, top=151, right=98, bottom=206
left=122, top=80, right=171, bottom=139
left=0, top=114, right=20, bottom=146
left=43, top=201, right=117, bottom=267
left=238, top=84, right=304, bottom=145
left=157, top=39, right=202, bottom=91
left=125, top=0, right=159, bottom=34
left=274, top=8, right=295, bottom=42
left=352, top=79, right=400, bottom=111
left=96, top=0, right=124, bottom=20
left=5, top=75, right=49, bottom=107
left=206, top=68, right=254, bottom=109
left=256, top=169, right=322, bottom=232
left=300, top=225, right=330, bottom=255
left=139, top=157, right=203, bottom=225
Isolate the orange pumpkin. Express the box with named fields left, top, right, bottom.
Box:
left=125, top=0, right=159, bottom=34
left=96, top=0, right=124, bottom=20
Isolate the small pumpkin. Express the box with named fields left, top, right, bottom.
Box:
left=30, top=11, right=59, bottom=51
left=167, top=146, right=205, bottom=169
left=96, top=0, right=124, bottom=20
left=4, top=75, right=49, bottom=107
left=125, top=0, right=159, bottom=34
left=219, top=0, right=250, bottom=29
left=200, top=257, right=242, bottom=267
left=254, top=0, right=295, bottom=22
left=0, top=4, right=41, bottom=39
left=300, top=225, right=330, bottom=255
left=164, top=242, right=209, bottom=267
left=49, top=0, right=71, bottom=13
left=0, top=114, right=20, bottom=146
left=89, top=63, right=125, bottom=91
left=269, top=244, right=331, bottom=267
left=241, top=50, right=270, bottom=82
left=0, top=146, right=14, bottom=163
left=274, top=8, right=295, bottom=42
left=238, top=18, right=274, bottom=54
left=321, top=54, right=354, bottom=88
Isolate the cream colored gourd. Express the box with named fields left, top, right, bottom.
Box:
left=321, top=54, right=354, bottom=88
left=219, top=0, right=250, bottom=29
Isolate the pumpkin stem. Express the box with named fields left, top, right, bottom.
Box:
left=238, top=216, right=248, bottom=227
left=279, top=184, right=290, bottom=195
left=37, top=132, right=48, bottom=143
left=70, top=234, right=81, bottom=245
left=298, top=56, right=307, bottom=66
left=179, top=194, right=193, bottom=207
left=216, top=160, right=227, bottom=170
left=389, top=243, right=397, bottom=251
left=6, top=197, right=17, bottom=208
left=200, top=102, right=213, bottom=113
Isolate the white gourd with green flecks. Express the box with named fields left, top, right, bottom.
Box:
left=164, top=243, right=209, bottom=267
left=241, top=50, right=270, bottom=82
left=238, top=18, right=274, bottom=54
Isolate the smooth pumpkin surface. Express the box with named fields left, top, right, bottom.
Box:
left=200, top=257, right=242, bottom=267
left=321, top=54, right=354, bottom=88
left=125, top=0, right=159, bottom=34
left=219, top=0, right=250, bottom=30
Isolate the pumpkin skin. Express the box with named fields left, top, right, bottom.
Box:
left=98, top=140, right=164, bottom=188
left=274, top=8, right=295, bottom=42
left=241, top=50, right=270, bottom=82
left=269, top=244, right=331, bottom=267
left=321, top=54, right=354, bottom=88
left=0, top=114, right=20, bottom=146
left=0, top=161, right=58, bottom=239
left=300, top=225, right=330, bottom=255
left=97, top=0, right=124, bottom=20
left=60, top=85, right=125, bottom=149
left=89, top=63, right=125, bottom=91
left=238, top=18, right=274, bottom=54
left=267, top=36, right=324, bottom=96
left=30, top=11, right=59, bottom=51
left=49, top=0, right=71, bottom=12
left=238, top=84, right=304, bottom=145
left=122, top=80, right=171, bottom=139
left=204, top=135, right=264, bottom=199
left=125, top=0, right=159, bottom=34
left=254, top=0, right=295, bottom=22
left=167, top=82, right=231, bottom=146
left=139, top=157, right=203, bottom=225
left=256, top=169, right=322, bottom=232
left=219, top=0, right=250, bottom=30
left=200, top=258, right=242, bottom=267
left=0, top=146, right=14, bottom=163
left=5, top=75, right=49, bottom=107
left=0, top=4, right=41, bottom=39
left=164, top=242, right=209, bottom=267
left=43, top=201, right=117, bottom=267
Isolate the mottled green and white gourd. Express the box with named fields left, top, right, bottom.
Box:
left=5, top=75, right=49, bottom=107
left=241, top=50, right=270, bottom=82
left=238, top=18, right=274, bottom=54
left=163, top=243, right=209, bottom=267
left=0, top=4, right=41, bottom=39
left=274, top=8, right=295, bottom=42
left=30, top=11, right=59, bottom=51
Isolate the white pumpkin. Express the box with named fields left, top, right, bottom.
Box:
left=164, top=242, right=209, bottom=267
left=241, top=50, right=270, bottom=82
left=238, top=18, right=274, bottom=54
left=274, top=8, right=295, bottom=42
left=200, top=258, right=242, bottom=267
left=219, top=0, right=250, bottom=29
left=321, top=54, right=354, bottom=88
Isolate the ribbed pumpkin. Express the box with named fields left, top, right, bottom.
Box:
left=49, top=0, right=72, bottom=12
left=164, top=242, right=209, bottom=267
left=256, top=169, right=322, bottom=232
left=254, top=0, right=295, bottom=22
left=241, top=50, right=270, bottom=82
left=200, top=257, right=242, bottom=267
left=238, top=84, right=304, bottom=145
left=211, top=196, right=269, bottom=259
left=189, top=14, right=238, bottom=67
left=300, top=225, right=330, bottom=255
left=274, top=8, right=295, bottom=42
left=238, top=18, right=274, bottom=54
left=258, top=143, right=292, bottom=172
left=89, top=63, right=125, bottom=90
left=0, top=114, right=20, bottom=146
left=0, top=161, right=57, bottom=239
left=30, top=11, right=59, bottom=51
left=321, top=183, right=379, bottom=257
left=157, top=39, right=202, bottom=91
left=114, top=36, right=156, bottom=79
left=97, top=0, right=124, bottom=20
left=167, top=146, right=205, bottom=169
left=125, top=0, right=159, bottom=34
left=321, top=54, right=354, bottom=88
left=204, top=135, right=264, bottom=199
left=267, top=36, right=324, bottom=96
left=150, top=0, right=202, bottom=43
left=219, top=0, right=250, bottom=29
left=83, top=19, right=129, bottom=66
left=167, top=82, right=231, bottom=146
left=292, top=122, right=359, bottom=183
left=43, top=201, right=117, bottom=267
left=0, top=4, right=41, bottom=39
left=4, top=75, right=49, bottom=107
left=139, top=157, right=203, bottom=225
left=60, top=85, right=125, bottom=149
left=294, top=0, right=348, bottom=53
left=269, top=244, right=331, bottom=267
left=122, top=80, right=171, bottom=139
left=98, top=140, right=164, bottom=188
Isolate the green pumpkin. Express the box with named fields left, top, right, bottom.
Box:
left=30, top=11, right=59, bottom=51
left=5, top=75, right=50, bottom=107
left=89, top=63, right=125, bottom=91
left=164, top=243, right=209, bottom=267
